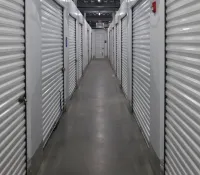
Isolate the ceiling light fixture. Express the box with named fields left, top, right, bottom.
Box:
left=99, top=12, right=101, bottom=16
left=98, top=0, right=101, bottom=2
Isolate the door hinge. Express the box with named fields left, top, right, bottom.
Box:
left=18, top=96, right=27, bottom=104
left=62, top=67, right=66, bottom=72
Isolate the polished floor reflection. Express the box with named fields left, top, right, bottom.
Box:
left=38, top=60, right=154, bottom=175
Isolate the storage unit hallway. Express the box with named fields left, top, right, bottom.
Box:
left=1, top=0, right=200, bottom=175
left=38, top=60, right=154, bottom=175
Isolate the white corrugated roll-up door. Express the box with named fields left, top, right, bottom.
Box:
left=109, top=30, right=112, bottom=61
left=112, top=29, right=115, bottom=68
left=116, top=24, right=120, bottom=80
left=165, top=1, right=200, bottom=174
left=68, top=16, right=76, bottom=96
left=41, top=0, right=64, bottom=144
left=78, top=23, right=83, bottom=80
left=0, top=0, right=27, bottom=174
left=90, top=33, right=92, bottom=61
left=121, top=16, right=128, bottom=97
left=132, top=0, right=150, bottom=141
left=115, top=27, right=117, bottom=72
left=113, top=27, right=116, bottom=71
left=87, top=30, right=90, bottom=64
left=111, top=30, right=114, bottom=66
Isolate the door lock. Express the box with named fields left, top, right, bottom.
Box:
left=18, top=96, right=27, bottom=103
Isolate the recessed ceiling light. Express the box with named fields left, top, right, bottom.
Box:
left=99, top=12, right=101, bottom=16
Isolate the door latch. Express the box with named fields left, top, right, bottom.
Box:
left=18, top=96, right=27, bottom=104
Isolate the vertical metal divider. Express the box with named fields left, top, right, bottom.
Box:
left=163, top=0, right=167, bottom=173
left=62, top=8, right=65, bottom=111
left=121, top=19, right=123, bottom=87
left=24, top=0, right=28, bottom=173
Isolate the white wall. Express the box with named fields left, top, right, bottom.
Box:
left=82, top=22, right=92, bottom=69
left=92, top=31, right=96, bottom=58
left=150, top=0, right=165, bottom=161
left=104, top=31, right=108, bottom=58
left=89, top=27, right=92, bottom=61
left=26, top=0, right=42, bottom=161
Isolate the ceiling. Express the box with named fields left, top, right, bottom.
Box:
left=77, top=0, right=120, bottom=28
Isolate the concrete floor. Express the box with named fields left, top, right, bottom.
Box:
left=38, top=60, right=154, bottom=175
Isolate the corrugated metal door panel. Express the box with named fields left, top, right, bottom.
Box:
left=115, top=27, right=117, bottom=72
left=111, top=30, right=113, bottom=66
left=113, top=28, right=115, bottom=70
left=41, top=0, right=64, bottom=144
left=68, top=16, right=76, bottom=96
left=121, top=16, right=128, bottom=97
left=115, top=25, right=118, bottom=76
left=0, top=0, right=26, bottom=174
left=78, top=23, right=83, bottom=80
left=116, top=24, right=120, bottom=80
left=87, top=30, right=90, bottom=64
left=165, top=0, right=200, bottom=174
left=109, top=30, right=112, bottom=61
left=112, top=29, right=114, bottom=68
left=91, top=33, right=92, bottom=61
left=81, top=24, right=83, bottom=78
left=132, top=0, right=150, bottom=141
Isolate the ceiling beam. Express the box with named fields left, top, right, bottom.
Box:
left=86, top=17, right=112, bottom=21
left=78, top=7, right=118, bottom=12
